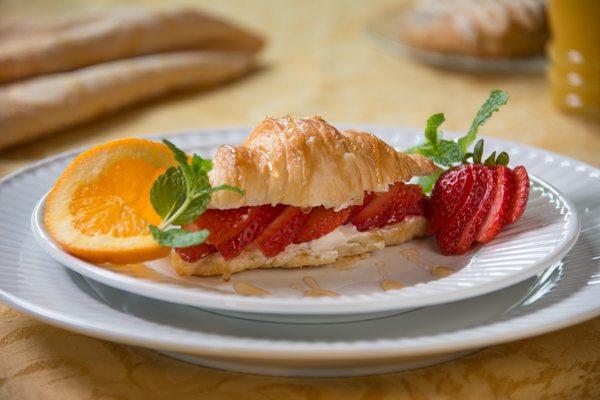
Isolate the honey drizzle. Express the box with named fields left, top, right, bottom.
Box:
left=233, top=282, right=271, bottom=297
left=399, top=247, right=456, bottom=278
left=376, top=264, right=404, bottom=291
left=289, top=277, right=338, bottom=297
left=302, top=276, right=338, bottom=297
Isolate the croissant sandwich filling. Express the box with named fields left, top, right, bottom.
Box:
left=174, top=181, right=427, bottom=264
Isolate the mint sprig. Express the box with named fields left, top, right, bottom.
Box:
left=409, top=90, right=509, bottom=193
left=149, top=140, right=243, bottom=248
left=458, top=90, right=509, bottom=152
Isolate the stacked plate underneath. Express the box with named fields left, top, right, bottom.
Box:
left=1, top=126, right=598, bottom=377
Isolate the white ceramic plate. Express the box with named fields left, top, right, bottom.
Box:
left=0, top=127, right=598, bottom=376
left=366, top=6, right=547, bottom=72
left=30, top=128, right=579, bottom=322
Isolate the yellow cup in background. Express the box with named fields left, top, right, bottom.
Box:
left=547, top=0, right=600, bottom=120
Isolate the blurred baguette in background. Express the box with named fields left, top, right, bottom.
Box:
left=0, top=7, right=263, bottom=83
left=0, top=51, right=255, bottom=150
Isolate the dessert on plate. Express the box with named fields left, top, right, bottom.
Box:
left=171, top=115, right=435, bottom=277
left=44, top=90, right=530, bottom=279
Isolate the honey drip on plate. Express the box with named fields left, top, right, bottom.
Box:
left=399, top=248, right=424, bottom=265
left=104, top=263, right=162, bottom=279
left=334, top=254, right=368, bottom=271
left=377, top=264, right=404, bottom=291
left=233, top=282, right=271, bottom=297
left=431, top=266, right=455, bottom=278
left=289, top=277, right=338, bottom=297
left=399, top=248, right=456, bottom=278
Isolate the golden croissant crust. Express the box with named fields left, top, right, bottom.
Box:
left=209, top=115, right=435, bottom=209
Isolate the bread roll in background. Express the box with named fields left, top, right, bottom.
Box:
left=0, top=7, right=264, bottom=82
left=401, top=0, right=548, bottom=58
left=0, top=51, right=256, bottom=150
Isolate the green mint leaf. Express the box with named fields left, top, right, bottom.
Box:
left=425, top=113, right=445, bottom=145
left=150, top=167, right=186, bottom=220
left=191, top=154, right=213, bottom=182
left=435, top=139, right=462, bottom=166
left=171, top=184, right=245, bottom=226
left=163, top=139, right=189, bottom=169
left=484, top=151, right=497, bottom=166
left=418, top=170, right=443, bottom=195
left=163, top=139, right=193, bottom=185
left=472, top=139, right=484, bottom=164
left=457, top=90, right=508, bottom=152
left=171, top=194, right=211, bottom=226
left=170, top=184, right=245, bottom=226
left=496, top=151, right=510, bottom=166
left=211, top=184, right=245, bottom=195
left=410, top=113, right=462, bottom=168
left=405, top=145, right=422, bottom=154
left=149, top=139, right=244, bottom=246
left=411, top=144, right=435, bottom=156
left=411, top=90, right=510, bottom=193
left=149, top=225, right=209, bottom=248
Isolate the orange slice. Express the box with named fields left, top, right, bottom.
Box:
left=44, top=138, right=177, bottom=264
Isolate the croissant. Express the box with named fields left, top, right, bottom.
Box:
left=209, top=115, right=434, bottom=209
left=176, top=116, right=435, bottom=278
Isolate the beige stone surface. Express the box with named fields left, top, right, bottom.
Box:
left=0, top=1, right=599, bottom=399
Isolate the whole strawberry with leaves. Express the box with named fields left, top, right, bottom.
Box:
left=410, top=90, right=530, bottom=255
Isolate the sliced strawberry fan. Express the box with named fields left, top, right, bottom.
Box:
left=430, top=139, right=530, bottom=255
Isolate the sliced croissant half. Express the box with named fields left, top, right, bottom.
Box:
left=172, top=115, right=436, bottom=278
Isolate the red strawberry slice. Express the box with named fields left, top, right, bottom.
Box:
left=454, top=165, right=496, bottom=253
left=175, top=243, right=217, bottom=263
left=256, top=206, right=311, bottom=257
left=218, top=205, right=284, bottom=260
left=183, top=207, right=250, bottom=245
left=476, top=165, right=513, bottom=243
left=429, top=164, right=473, bottom=234
left=379, top=184, right=426, bottom=227
left=346, top=192, right=376, bottom=222
left=435, top=164, right=483, bottom=254
left=293, top=206, right=352, bottom=244
left=506, top=165, right=530, bottom=224
left=350, top=182, right=406, bottom=231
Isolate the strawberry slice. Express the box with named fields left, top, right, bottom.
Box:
left=506, top=165, right=530, bottom=224
left=429, top=164, right=473, bottom=234
left=476, top=165, right=513, bottom=243
left=183, top=207, right=250, bottom=245
left=350, top=182, right=406, bottom=231
left=175, top=243, right=217, bottom=263
left=256, top=206, right=311, bottom=257
left=293, top=206, right=352, bottom=244
left=454, top=165, right=495, bottom=253
left=434, top=164, right=482, bottom=254
left=218, top=205, right=284, bottom=260
left=346, top=192, right=376, bottom=222
left=379, top=184, right=426, bottom=227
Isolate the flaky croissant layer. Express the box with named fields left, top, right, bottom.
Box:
left=209, top=115, right=435, bottom=210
